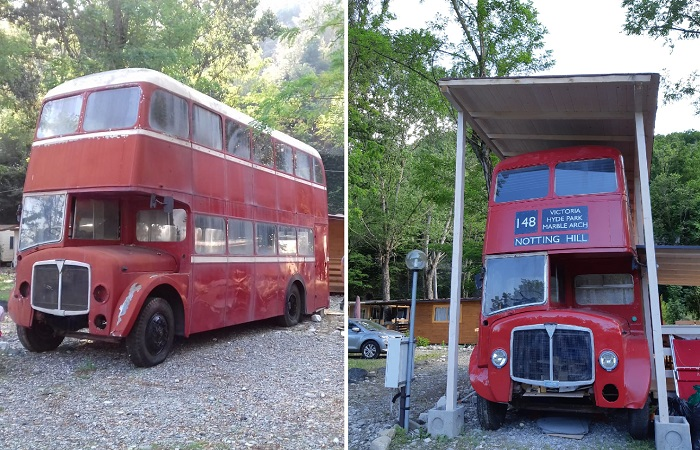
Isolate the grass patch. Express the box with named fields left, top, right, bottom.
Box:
left=348, top=356, right=386, bottom=372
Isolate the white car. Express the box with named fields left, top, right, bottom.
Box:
left=348, top=319, right=404, bottom=359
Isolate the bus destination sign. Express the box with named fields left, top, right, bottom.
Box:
left=514, top=206, right=589, bottom=247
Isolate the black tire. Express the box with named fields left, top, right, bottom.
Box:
left=476, top=393, right=508, bottom=430
left=16, top=322, right=64, bottom=352
left=361, top=340, right=380, bottom=359
left=278, top=285, right=302, bottom=327
left=628, top=397, right=651, bottom=440
left=126, top=297, right=175, bottom=367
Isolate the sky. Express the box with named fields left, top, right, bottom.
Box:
left=388, top=0, right=700, bottom=135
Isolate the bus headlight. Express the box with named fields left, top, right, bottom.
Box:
left=491, top=348, right=508, bottom=368
left=599, top=350, right=619, bottom=371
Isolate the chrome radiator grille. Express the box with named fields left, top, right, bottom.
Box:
left=511, top=324, right=594, bottom=388
left=32, top=261, right=90, bottom=315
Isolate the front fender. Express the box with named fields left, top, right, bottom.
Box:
left=622, top=334, right=652, bottom=408
left=109, top=273, right=188, bottom=337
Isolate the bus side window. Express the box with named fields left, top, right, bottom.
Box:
left=278, top=226, right=297, bottom=255
left=192, top=104, right=222, bottom=150
left=297, top=227, right=314, bottom=255
left=228, top=219, right=253, bottom=255
left=276, top=143, right=294, bottom=174
left=313, top=157, right=325, bottom=184
left=149, top=90, right=189, bottom=140
left=194, top=215, right=225, bottom=254
left=252, top=133, right=274, bottom=168
left=136, top=209, right=187, bottom=242
left=225, top=120, right=251, bottom=159
left=255, top=223, right=277, bottom=255
left=295, top=151, right=312, bottom=180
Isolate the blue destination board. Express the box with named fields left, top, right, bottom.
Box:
left=514, top=210, right=538, bottom=235
left=514, top=233, right=589, bottom=247
left=541, top=206, right=588, bottom=232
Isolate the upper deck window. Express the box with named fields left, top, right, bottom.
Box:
left=555, top=158, right=617, bottom=196
left=296, top=151, right=312, bottom=181
left=253, top=133, right=274, bottom=168
left=192, top=105, right=222, bottom=150
left=149, top=90, right=189, bottom=139
left=313, top=157, right=325, bottom=184
left=226, top=120, right=250, bottom=159
left=37, top=95, right=83, bottom=139
left=84, top=87, right=141, bottom=132
left=494, top=165, right=549, bottom=203
left=276, top=143, right=294, bottom=174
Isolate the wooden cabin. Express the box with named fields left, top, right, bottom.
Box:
left=347, top=298, right=481, bottom=345
left=328, top=214, right=344, bottom=294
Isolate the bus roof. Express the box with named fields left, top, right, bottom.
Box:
left=439, top=73, right=659, bottom=198
left=45, top=68, right=321, bottom=160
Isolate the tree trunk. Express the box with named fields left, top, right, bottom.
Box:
left=381, top=252, right=391, bottom=301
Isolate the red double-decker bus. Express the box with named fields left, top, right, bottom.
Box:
left=473, top=145, right=651, bottom=438
left=8, top=68, right=329, bottom=367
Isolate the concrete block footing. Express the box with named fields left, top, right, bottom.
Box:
left=654, top=415, right=691, bottom=450
left=426, top=405, right=466, bottom=438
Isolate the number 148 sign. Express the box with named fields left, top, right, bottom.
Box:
left=515, top=210, right=538, bottom=235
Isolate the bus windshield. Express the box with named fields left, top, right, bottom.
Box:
left=483, top=254, right=547, bottom=315
left=19, top=193, right=67, bottom=250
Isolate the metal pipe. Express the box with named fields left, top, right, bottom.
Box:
left=403, top=269, right=419, bottom=430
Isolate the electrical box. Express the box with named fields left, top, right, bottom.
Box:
left=385, top=337, right=409, bottom=388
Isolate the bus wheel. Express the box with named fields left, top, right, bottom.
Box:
left=627, top=397, right=651, bottom=439
left=476, top=393, right=507, bottom=430
left=126, top=297, right=174, bottom=367
left=17, top=323, right=64, bottom=352
left=278, top=285, right=302, bottom=327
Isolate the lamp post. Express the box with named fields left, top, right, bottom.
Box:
left=403, top=249, right=427, bottom=430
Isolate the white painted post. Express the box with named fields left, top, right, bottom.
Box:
left=634, top=110, right=669, bottom=423
left=446, top=111, right=467, bottom=410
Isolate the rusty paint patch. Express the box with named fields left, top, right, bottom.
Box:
left=116, top=283, right=142, bottom=327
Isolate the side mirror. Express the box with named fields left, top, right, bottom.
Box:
left=351, top=327, right=361, bottom=333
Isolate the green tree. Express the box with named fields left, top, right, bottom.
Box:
left=623, top=0, right=700, bottom=112
left=444, top=0, right=553, bottom=194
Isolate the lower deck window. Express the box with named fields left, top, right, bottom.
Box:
left=575, top=274, right=634, bottom=305
left=195, top=215, right=226, bottom=254
left=73, top=198, right=120, bottom=240
left=137, top=209, right=187, bottom=242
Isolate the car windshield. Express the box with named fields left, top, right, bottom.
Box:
left=19, top=193, right=67, bottom=250
left=483, top=253, right=547, bottom=316
left=352, top=320, right=386, bottom=332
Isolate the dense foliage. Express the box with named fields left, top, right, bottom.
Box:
left=348, top=0, right=551, bottom=300
left=0, top=0, right=344, bottom=220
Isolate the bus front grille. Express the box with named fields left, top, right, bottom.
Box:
left=511, top=325, right=594, bottom=388
left=32, top=261, right=90, bottom=315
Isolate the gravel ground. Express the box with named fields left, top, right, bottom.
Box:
left=349, top=345, right=655, bottom=450
left=0, top=295, right=346, bottom=450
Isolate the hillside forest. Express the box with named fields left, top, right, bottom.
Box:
left=0, top=0, right=344, bottom=220
left=349, top=0, right=700, bottom=323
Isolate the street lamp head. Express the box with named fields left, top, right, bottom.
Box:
left=405, top=249, right=427, bottom=271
